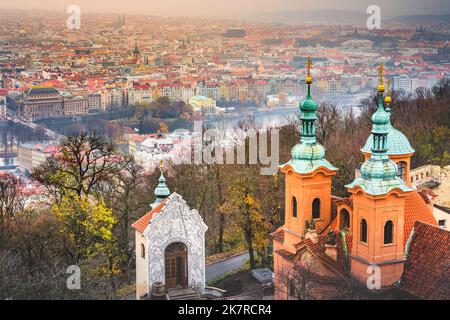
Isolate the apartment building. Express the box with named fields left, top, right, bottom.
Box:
left=18, top=143, right=58, bottom=175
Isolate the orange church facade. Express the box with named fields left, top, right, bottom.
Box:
left=272, top=62, right=440, bottom=300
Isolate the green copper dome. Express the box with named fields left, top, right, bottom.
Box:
left=154, top=172, right=170, bottom=197
left=347, top=89, right=412, bottom=196
left=370, top=97, right=389, bottom=135
left=291, top=142, right=325, bottom=160
left=360, top=156, right=397, bottom=180
left=300, top=89, right=318, bottom=112
left=281, top=72, right=337, bottom=175
left=372, top=106, right=389, bottom=125
left=151, top=166, right=170, bottom=209
left=361, top=110, right=415, bottom=156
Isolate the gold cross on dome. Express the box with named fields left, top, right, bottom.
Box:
left=306, top=57, right=313, bottom=77
left=379, top=63, right=384, bottom=85
left=386, top=79, right=391, bottom=96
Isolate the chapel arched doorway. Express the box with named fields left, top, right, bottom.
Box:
left=164, top=242, right=188, bottom=288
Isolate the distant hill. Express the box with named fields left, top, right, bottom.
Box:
left=239, top=10, right=450, bottom=26
left=240, top=10, right=368, bottom=26
left=388, top=14, right=450, bottom=23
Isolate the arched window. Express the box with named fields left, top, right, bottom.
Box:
left=360, top=219, right=367, bottom=243
left=292, top=196, right=297, bottom=218
left=312, top=198, right=320, bottom=219
left=141, top=243, right=145, bottom=258
left=384, top=221, right=394, bottom=244
left=289, top=279, right=296, bottom=297
left=339, top=209, right=350, bottom=230
left=397, top=161, right=407, bottom=180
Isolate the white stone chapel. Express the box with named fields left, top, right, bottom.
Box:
left=132, top=165, right=208, bottom=299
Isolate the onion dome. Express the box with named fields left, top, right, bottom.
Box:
left=300, top=86, right=318, bottom=112
left=281, top=57, right=337, bottom=174
left=371, top=97, right=390, bottom=136
left=151, top=161, right=170, bottom=209
left=361, top=78, right=415, bottom=156
left=346, top=64, right=412, bottom=196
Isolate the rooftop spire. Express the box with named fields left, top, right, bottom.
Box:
left=360, top=67, right=415, bottom=157
left=378, top=63, right=385, bottom=93
left=151, top=160, right=170, bottom=209
left=384, top=79, right=392, bottom=113
left=306, top=57, right=313, bottom=85
left=299, top=57, right=318, bottom=143
left=282, top=57, right=337, bottom=174
left=346, top=64, right=412, bottom=196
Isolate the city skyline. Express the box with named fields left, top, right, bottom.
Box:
left=1, top=0, right=450, bottom=18
left=0, top=2, right=448, bottom=303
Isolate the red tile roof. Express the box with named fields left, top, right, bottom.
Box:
left=418, top=188, right=438, bottom=205
left=274, top=248, right=296, bottom=259
left=270, top=228, right=284, bottom=242
left=400, top=221, right=450, bottom=300
left=131, top=199, right=168, bottom=233
left=404, top=191, right=437, bottom=246
left=294, top=233, right=350, bottom=276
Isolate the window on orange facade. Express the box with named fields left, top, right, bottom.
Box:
left=360, top=219, right=367, bottom=243
left=339, top=209, right=350, bottom=230
left=397, top=161, right=407, bottom=180
left=292, top=196, right=297, bottom=218
left=312, top=198, right=320, bottom=219
left=141, top=243, right=145, bottom=258
left=384, top=221, right=393, bottom=244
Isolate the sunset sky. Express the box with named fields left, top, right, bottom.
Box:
left=1, top=0, right=449, bottom=18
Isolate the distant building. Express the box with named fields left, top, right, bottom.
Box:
left=17, top=86, right=89, bottom=120
left=411, top=77, right=440, bottom=91
left=341, top=39, right=373, bottom=50
left=393, top=75, right=412, bottom=92
left=222, top=28, right=246, bottom=38
left=62, top=95, right=89, bottom=116
left=18, top=86, right=63, bottom=120
left=188, top=95, right=218, bottom=114
left=87, top=93, right=102, bottom=111
left=18, top=142, right=58, bottom=176
left=433, top=205, right=449, bottom=231
left=410, top=164, right=450, bottom=207
left=0, top=94, right=6, bottom=119
left=128, top=85, right=153, bottom=106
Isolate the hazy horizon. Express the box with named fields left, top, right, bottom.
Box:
left=1, top=0, right=449, bottom=19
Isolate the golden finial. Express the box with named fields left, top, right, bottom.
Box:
left=306, top=57, right=312, bottom=85
left=159, top=159, right=163, bottom=170
left=384, top=79, right=392, bottom=105
left=378, top=63, right=385, bottom=93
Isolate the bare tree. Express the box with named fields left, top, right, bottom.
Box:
left=31, top=132, right=132, bottom=200
left=0, top=173, right=25, bottom=241
left=316, top=102, right=341, bottom=145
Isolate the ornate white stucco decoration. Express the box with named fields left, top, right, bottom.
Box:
left=143, top=192, right=208, bottom=293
